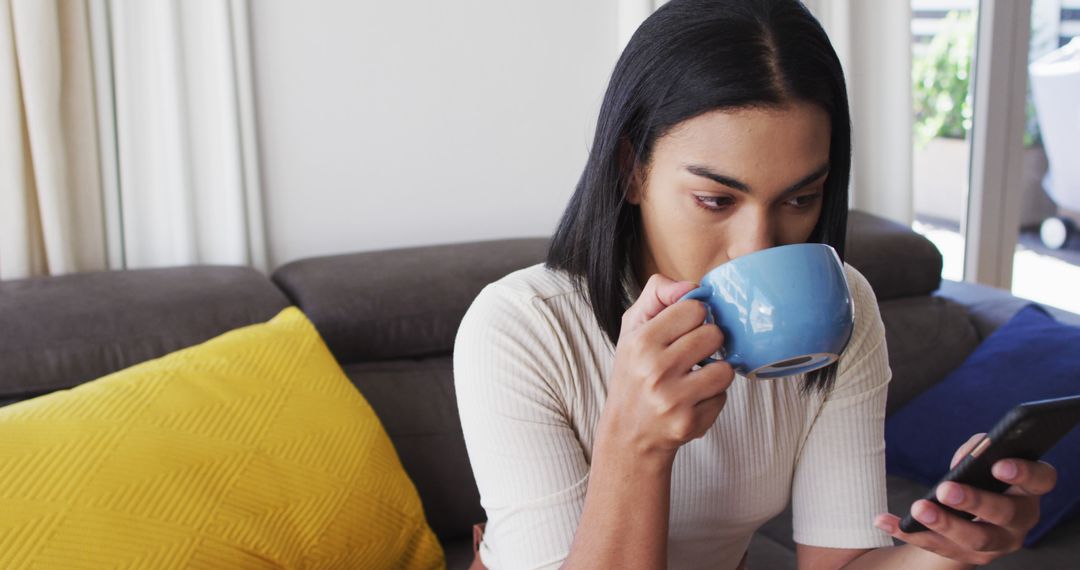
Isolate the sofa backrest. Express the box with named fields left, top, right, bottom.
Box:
left=270, top=239, right=550, bottom=364
left=0, top=209, right=964, bottom=544
left=0, top=266, right=290, bottom=408
left=271, top=238, right=549, bottom=541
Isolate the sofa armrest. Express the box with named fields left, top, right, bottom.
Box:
left=935, top=280, right=1080, bottom=340
left=845, top=210, right=943, bottom=301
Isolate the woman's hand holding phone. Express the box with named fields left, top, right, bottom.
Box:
left=873, top=433, right=1060, bottom=566
left=598, top=273, right=735, bottom=461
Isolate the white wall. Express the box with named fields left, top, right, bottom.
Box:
left=804, top=0, right=914, bottom=225
left=249, top=1, right=620, bottom=268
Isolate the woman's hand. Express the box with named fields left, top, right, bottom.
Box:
left=598, top=273, right=735, bottom=460
left=874, top=433, right=1059, bottom=567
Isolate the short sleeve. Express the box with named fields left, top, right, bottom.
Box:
left=453, top=283, right=590, bottom=569
left=790, top=266, right=894, bottom=549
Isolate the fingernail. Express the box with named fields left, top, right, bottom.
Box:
left=874, top=520, right=894, bottom=533
left=996, top=460, right=1018, bottom=480
left=942, top=485, right=964, bottom=506
left=916, top=505, right=938, bottom=525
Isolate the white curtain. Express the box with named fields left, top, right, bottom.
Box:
left=106, top=0, right=267, bottom=271
left=0, top=0, right=266, bottom=280
left=0, top=0, right=107, bottom=279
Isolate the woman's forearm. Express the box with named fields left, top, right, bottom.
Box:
left=561, top=425, right=676, bottom=569
left=842, top=544, right=974, bottom=570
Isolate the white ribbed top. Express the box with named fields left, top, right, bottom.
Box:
left=453, top=263, right=893, bottom=569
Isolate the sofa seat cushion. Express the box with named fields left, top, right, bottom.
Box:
left=0, top=308, right=442, bottom=568
left=746, top=533, right=797, bottom=568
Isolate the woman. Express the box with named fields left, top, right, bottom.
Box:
left=453, top=1, right=1057, bottom=568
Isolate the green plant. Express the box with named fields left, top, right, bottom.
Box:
left=912, top=10, right=1040, bottom=148
left=913, top=11, right=975, bottom=147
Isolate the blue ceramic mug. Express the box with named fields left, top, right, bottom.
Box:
left=678, top=243, right=854, bottom=380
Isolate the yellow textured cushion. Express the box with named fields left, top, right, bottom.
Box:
left=0, top=307, right=444, bottom=569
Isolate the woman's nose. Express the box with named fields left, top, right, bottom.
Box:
left=725, top=216, right=776, bottom=260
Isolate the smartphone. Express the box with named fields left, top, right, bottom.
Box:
left=898, top=394, right=1080, bottom=534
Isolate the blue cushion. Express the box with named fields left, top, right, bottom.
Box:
left=885, top=304, right=1080, bottom=546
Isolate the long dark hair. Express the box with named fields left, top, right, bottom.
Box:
left=546, top=0, right=851, bottom=393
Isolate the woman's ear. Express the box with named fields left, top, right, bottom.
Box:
left=620, top=139, right=645, bottom=205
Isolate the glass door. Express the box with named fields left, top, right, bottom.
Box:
left=910, top=0, right=979, bottom=281
left=912, top=0, right=1080, bottom=314
left=1012, top=0, right=1080, bottom=313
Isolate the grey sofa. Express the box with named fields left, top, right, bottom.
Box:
left=1, top=210, right=1077, bottom=568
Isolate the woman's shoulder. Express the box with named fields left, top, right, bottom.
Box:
left=842, top=262, right=876, bottom=326
left=837, top=262, right=888, bottom=374
left=454, top=263, right=581, bottom=394
left=457, top=263, right=582, bottom=338
left=473, top=263, right=583, bottom=309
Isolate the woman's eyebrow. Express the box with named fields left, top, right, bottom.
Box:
left=684, top=163, right=831, bottom=196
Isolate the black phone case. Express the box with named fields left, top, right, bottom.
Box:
left=898, top=395, right=1080, bottom=534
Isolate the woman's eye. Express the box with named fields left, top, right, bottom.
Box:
left=785, top=193, right=822, bottom=208
left=694, top=195, right=734, bottom=210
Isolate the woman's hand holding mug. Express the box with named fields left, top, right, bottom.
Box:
left=599, top=274, right=735, bottom=460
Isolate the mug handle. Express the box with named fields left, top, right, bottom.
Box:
left=679, top=286, right=722, bottom=365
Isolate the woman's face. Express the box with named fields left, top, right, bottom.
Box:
left=628, top=101, right=832, bottom=285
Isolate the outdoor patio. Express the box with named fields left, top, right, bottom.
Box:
left=914, top=219, right=1080, bottom=314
